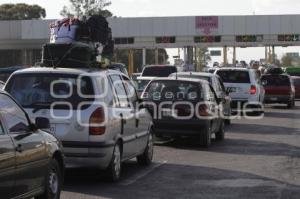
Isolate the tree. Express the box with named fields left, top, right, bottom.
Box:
left=195, top=47, right=211, bottom=71
left=281, top=54, right=293, bottom=67
left=61, top=0, right=112, bottom=18
left=0, top=3, right=46, bottom=20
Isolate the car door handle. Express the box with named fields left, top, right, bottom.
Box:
left=15, top=144, right=23, bottom=153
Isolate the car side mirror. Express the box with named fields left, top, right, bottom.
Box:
left=35, top=117, right=50, bottom=129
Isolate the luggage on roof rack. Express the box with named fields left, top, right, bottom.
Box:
left=42, top=15, right=113, bottom=69
left=87, top=15, right=109, bottom=45
left=50, top=15, right=110, bottom=45
left=50, top=18, right=81, bottom=44
left=42, top=43, right=96, bottom=68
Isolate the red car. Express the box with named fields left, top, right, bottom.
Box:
left=261, top=74, right=295, bottom=108
left=292, top=76, right=300, bottom=99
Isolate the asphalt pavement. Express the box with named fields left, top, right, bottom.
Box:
left=61, top=102, right=300, bottom=199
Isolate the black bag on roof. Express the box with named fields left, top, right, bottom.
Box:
left=87, top=15, right=109, bottom=45
left=265, top=67, right=284, bottom=75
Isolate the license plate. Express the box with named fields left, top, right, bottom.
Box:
left=270, top=97, right=278, bottom=101
left=227, top=87, right=237, bottom=93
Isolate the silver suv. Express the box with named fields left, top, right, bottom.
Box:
left=5, top=67, right=154, bottom=181
left=215, top=68, right=265, bottom=114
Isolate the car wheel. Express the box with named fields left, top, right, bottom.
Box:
left=106, top=143, right=122, bottom=182
left=216, top=120, right=225, bottom=141
left=200, top=124, right=211, bottom=147
left=36, top=159, right=62, bottom=199
left=137, top=132, right=154, bottom=166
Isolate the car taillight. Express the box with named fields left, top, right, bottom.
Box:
left=250, top=85, right=257, bottom=95
left=198, top=104, right=210, bottom=117
left=89, top=107, right=106, bottom=136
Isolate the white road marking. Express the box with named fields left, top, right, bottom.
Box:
left=194, top=179, right=285, bottom=188
left=119, top=161, right=167, bottom=186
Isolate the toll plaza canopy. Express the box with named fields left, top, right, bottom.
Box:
left=1, top=15, right=300, bottom=49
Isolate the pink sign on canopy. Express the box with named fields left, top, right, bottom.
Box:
left=196, top=16, right=219, bottom=35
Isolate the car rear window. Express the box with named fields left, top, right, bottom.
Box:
left=216, top=70, right=251, bottom=83
left=171, top=74, right=212, bottom=84
left=144, top=80, right=203, bottom=101
left=261, top=75, right=291, bottom=86
left=5, top=73, right=94, bottom=110
left=142, top=66, right=177, bottom=77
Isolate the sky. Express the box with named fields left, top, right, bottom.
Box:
left=1, top=0, right=300, bottom=65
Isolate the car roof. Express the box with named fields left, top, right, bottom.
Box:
left=261, top=73, right=290, bottom=77
left=215, top=67, right=253, bottom=71
left=171, top=72, right=215, bottom=78
left=150, top=77, right=209, bottom=84
left=144, top=65, right=176, bottom=68
left=292, top=76, right=300, bottom=79
left=11, top=67, right=124, bottom=77
left=137, top=76, right=157, bottom=81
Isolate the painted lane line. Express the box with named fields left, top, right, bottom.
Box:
left=120, top=161, right=167, bottom=186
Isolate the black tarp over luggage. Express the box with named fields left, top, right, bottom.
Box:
left=42, top=43, right=95, bottom=68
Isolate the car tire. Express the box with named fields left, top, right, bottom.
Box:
left=35, top=159, right=62, bottom=199
left=200, top=124, right=211, bottom=148
left=106, top=143, right=122, bottom=182
left=215, top=120, right=225, bottom=141
left=137, top=132, right=154, bottom=166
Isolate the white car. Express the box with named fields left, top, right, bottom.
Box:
left=215, top=68, right=265, bottom=114
left=5, top=67, right=154, bottom=182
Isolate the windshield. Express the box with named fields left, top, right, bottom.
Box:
left=261, top=75, right=291, bottom=86
left=5, top=73, right=94, bottom=110
left=144, top=80, right=203, bottom=101
left=216, top=70, right=251, bottom=83
left=142, top=66, right=177, bottom=77
left=136, top=79, right=151, bottom=91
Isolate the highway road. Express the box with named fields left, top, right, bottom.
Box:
left=61, top=102, right=300, bottom=199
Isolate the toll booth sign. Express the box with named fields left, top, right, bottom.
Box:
left=196, top=16, right=219, bottom=35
